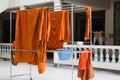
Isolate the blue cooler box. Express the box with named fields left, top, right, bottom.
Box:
left=57, top=48, right=72, bottom=60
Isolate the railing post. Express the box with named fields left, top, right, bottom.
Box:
left=53, top=51, right=60, bottom=67
left=106, top=49, right=109, bottom=62
left=100, top=48, right=103, bottom=62
left=94, top=48, right=98, bottom=61
left=78, top=47, right=81, bottom=51
left=118, top=49, right=120, bottom=63
left=0, top=46, right=1, bottom=53
left=73, top=47, right=77, bottom=60
left=112, top=49, right=115, bottom=63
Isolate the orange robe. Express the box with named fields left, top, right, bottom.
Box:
left=15, top=8, right=41, bottom=63
left=15, top=8, right=48, bottom=74
left=77, top=50, right=95, bottom=80
left=47, top=10, right=70, bottom=50
left=84, top=7, right=91, bottom=41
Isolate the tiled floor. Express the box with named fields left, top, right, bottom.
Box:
left=0, top=60, right=120, bottom=80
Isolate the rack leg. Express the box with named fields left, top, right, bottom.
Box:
left=30, top=65, right=32, bottom=80
left=30, top=78, right=32, bottom=80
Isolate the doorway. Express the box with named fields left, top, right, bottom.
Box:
left=74, top=10, right=105, bottom=44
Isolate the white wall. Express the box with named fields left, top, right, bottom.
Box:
left=9, top=0, right=53, bottom=8
left=0, top=0, right=9, bottom=13
left=64, top=0, right=110, bottom=9
left=8, top=0, right=111, bottom=9
left=54, top=0, right=62, bottom=10
left=105, top=0, right=114, bottom=45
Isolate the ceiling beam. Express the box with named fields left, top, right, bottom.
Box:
left=62, top=0, right=111, bottom=9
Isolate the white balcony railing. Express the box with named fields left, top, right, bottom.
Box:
left=0, top=43, right=11, bottom=59
left=53, top=44, right=120, bottom=71
left=0, top=43, right=120, bottom=70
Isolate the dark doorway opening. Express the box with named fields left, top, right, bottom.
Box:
left=74, top=10, right=105, bottom=44
left=114, top=1, right=120, bottom=45
left=0, top=12, right=16, bottom=43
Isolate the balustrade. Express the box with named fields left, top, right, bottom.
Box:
left=0, top=43, right=120, bottom=70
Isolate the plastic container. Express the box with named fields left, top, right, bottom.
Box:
left=57, top=48, right=72, bottom=60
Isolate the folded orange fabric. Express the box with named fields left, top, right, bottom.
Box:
left=78, top=50, right=95, bottom=80
left=78, top=51, right=89, bottom=70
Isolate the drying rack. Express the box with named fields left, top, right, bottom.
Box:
left=9, top=2, right=92, bottom=80
left=10, top=11, right=34, bottom=80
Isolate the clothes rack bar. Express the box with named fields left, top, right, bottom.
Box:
left=10, top=4, right=86, bottom=13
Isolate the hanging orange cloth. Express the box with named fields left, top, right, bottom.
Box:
left=32, top=8, right=48, bottom=74
left=84, top=7, right=91, bottom=41
left=63, top=10, right=71, bottom=42
left=15, top=8, right=48, bottom=74
left=47, top=10, right=70, bottom=50
left=77, top=50, right=95, bottom=80
left=15, top=8, right=40, bottom=63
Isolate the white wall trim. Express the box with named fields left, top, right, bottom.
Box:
left=0, top=0, right=9, bottom=13
left=9, top=0, right=53, bottom=8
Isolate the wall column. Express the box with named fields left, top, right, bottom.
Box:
left=19, top=5, right=26, bottom=10
left=54, top=0, right=62, bottom=11
left=105, top=1, right=114, bottom=45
